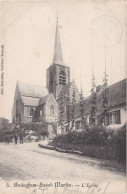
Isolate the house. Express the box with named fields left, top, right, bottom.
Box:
left=73, top=79, right=126, bottom=130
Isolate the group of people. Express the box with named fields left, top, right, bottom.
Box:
left=6, top=131, right=23, bottom=144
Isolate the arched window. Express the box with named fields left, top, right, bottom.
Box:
left=30, top=108, right=34, bottom=116
left=59, top=70, right=66, bottom=85
left=50, top=105, right=54, bottom=115
left=40, top=108, right=44, bottom=117
left=40, top=110, right=43, bottom=116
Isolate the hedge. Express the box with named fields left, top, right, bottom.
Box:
left=50, top=124, right=126, bottom=163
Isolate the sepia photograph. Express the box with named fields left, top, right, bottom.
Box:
left=0, top=0, right=126, bottom=193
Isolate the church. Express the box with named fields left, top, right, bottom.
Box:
left=12, top=16, right=80, bottom=127
left=12, top=16, right=126, bottom=133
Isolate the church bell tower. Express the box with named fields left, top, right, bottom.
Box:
left=46, top=15, right=70, bottom=99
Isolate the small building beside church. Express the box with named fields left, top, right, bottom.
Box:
left=35, top=93, right=58, bottom=123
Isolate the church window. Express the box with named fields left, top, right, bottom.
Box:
left=50, top=105, right=54, bottom=115
left=59, top=70, right=66, bottom=85
left=39, top=105, right=45, bottom=117
left=40, top=110, right=43, bottom=116
left=40, top=109, right=44, bottom=116
left=30, top=108, right=34, bottom=116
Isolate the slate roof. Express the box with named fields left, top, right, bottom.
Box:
left=38, top=95, right=49, bottom=106
left=21, top=96, right=40, bottom=107
left=74, top=79, right=126, bottom=118
left=58, top=82, right=72, bottom=98
left=18, top=82, right=48, bottom=98
left=106, top=79, right=126, bottom=107
left=52, top=16, right=65, bottom=66
left=58, top=80, right=80, bottom=99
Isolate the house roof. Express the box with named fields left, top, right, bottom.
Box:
left=38, top=95, right=49, bottom=106
left=58, top=81, right=80, bottom=99
left=21, top=96, right=40, bottom=107
left=38, top=93, right=57, bottom=106
left=58, top=82, right=72, bottom=98
left=106, top=79, right=126, bottom=107
left=73, top=79, right=126, bottom=118
left=21, top=94, right=56, bottom=107
left=18, top=82, right=48, bottom=98
left=0, top=117, right=9, bottom=121
left=95, top=79, right=126, bottom=112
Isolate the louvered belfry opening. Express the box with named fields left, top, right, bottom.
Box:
left=59, top=70, right=66, bottom=85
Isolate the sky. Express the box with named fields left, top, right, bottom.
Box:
left=0, top=0, right=126, bottom=122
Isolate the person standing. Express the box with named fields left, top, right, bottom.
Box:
left=6, top=135, right=9, bottom=144
left=14, top=133, right=18, bottom=144
left=19, top=131, right=23, bottom=144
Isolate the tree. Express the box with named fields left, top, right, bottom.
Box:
left=0, top=117, right=9, bottom=130
left=66, top=88, right=71, bottom=131
left=59, top=93, right=65, bottom=133
left=100, top=40, right=109, bottom=126
left=100, top=74, right=109, bottom=125
left=90, top=75, right=97, bottom=125
left=71, top=88, right=76, bottom=130
left=79, top=89, right=87, bottom=130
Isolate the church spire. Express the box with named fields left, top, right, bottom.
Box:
left=52, top=14, right=65, bottom=66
